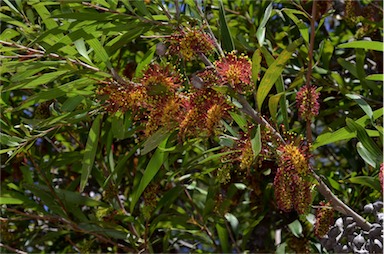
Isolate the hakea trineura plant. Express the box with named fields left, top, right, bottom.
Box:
left=296, top=85, right=321, bottom=121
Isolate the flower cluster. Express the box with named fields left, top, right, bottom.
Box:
left=98, top=80, right=146, bottom=114
left=178, top=87, right=231, bottom=139
left=314, top=201, right=334, bottom=238
left=167, top=28, right=215, bottom=61
left=273, top=141, right=312, bottom=214
left=98, top=63, right=183, bottom=136
left=296, top=85, right=320, bottom=121
left=215, top=52, right=253, bottom=94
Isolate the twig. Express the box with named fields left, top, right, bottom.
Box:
left=0, top=40, right=102, bottom=73
left=0, top=243, right=28, bottom=254
left=193, top=0, right=224, bottom=57
left=183, top=188, right=218, bottom=249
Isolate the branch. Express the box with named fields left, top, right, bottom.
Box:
left=0, top=40, right=102, bottom=73
left=311, top=168, right=372, bottom=231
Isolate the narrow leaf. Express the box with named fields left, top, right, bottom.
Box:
left=216, top=223, right=230, bottom=252
left=219, top=0, right=234, bottom=51
left=256, top=3, right=273, bottom=46
left=130, top=138, right=168, bottom=212
left=251, top=125, right=261, bottom=159
left=257, top=37, right=303, bottom=110
left=366, top=74, right=383, bottom=81
left=346, top=94, right=373, bottom=121
left=348, top=175, right=381, bottom=192
left=313, top=108, right=383, bottom=149
left=80, top=114, right=102, bottom=192
left=251, top=49, right=262, bottom=86
left=338, top=40, right=383, bottom=51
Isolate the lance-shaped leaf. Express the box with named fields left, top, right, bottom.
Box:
left=80, top=114, right=102, bottom=192
left=338, top=40, right=383, bottom=51
left=130, top=137, right=168, bottom=212
left=257, top=37, right=303, bottom=110
left=256, top=3, right=273, bottom=46
left=219, top=0, right=234, bottom=51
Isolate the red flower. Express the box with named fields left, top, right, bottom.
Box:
left=296, top=86, right=320, bottom=121
left=215, top=52, right=253, bottom=94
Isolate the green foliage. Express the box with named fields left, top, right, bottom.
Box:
left=0, top=0, right=382, bottom=253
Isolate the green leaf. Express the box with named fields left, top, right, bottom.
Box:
left=0, top=196, right=24, bottom=204
left=252, top=49, right=262, bottom=86
left=348, top=176, right=381, bottom=192
left=216, top=223, right=230, bottom=253
left=313, top=108, right=382, bottom=149
left=346, top=94, right=373, bottom=121
left=135, top=45, right=156, bottom=77
left=130, top=138, right=168, bottom=212
left=356, top=142, right=377, bottom=168
left=80, top=114, right=102, bottom=192
left=257, top=37, right=303, bottom=110
left=338, top=40, right=383, bottom=51
left=141, top=127, right=171, bottom=155
left=288, top=219, right=303, bottom=237
left=74, top=38, right=92, bottom=63
left=251, top=125, right=261, bottom=159
left=256, top=3, right=273, bottom=46
left=132, top=1, right=153, bottom=19
left=282, top=8, right=309, bottom=44
left=260, top=47, right=289, bottom=127
left=225, top=213, right=239, bottom=235
left=219, top=0, right=234, bottom=51
left=87, top=37, right=112, bottom=69
left=268, top=92, right=284, bottom=122
left=229, top=111, right=248, bottom=132
left=0, top=133, right=24, bottom=147
left=5, top=70, right=71, bottom=91
left=366, top=74, right=383, bottom=81
left=321, top=39, right=334, bottom=70
left=346, top=118, right=382, bottom=160
left=61, top=95, right=84, bottom=112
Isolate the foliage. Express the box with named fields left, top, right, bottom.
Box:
left=0, top=0, right=382, bottom=253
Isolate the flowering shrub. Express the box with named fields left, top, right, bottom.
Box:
left=0, top=1, right=382, bottom=253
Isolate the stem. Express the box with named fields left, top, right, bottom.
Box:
left=305, top=0, right=317, bottom=144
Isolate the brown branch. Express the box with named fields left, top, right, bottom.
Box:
left=0, top=243, right=28, bottom=254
